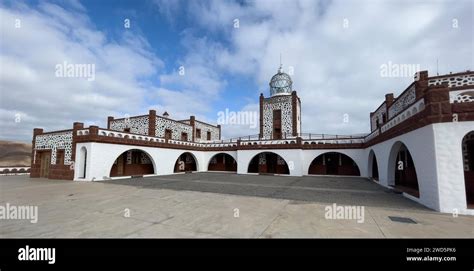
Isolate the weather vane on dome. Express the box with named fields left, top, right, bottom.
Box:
left=279, top=53, right=283, bottom=73
left=269, top=54, right=293, bottom=97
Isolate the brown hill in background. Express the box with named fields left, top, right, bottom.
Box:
left=0, top=140, right=31, bottom=167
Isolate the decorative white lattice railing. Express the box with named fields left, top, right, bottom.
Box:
left=240, top=139, right=297, bottom=145
left=76, top=129, right=89, bottom=135
left=0, top=167, right=30, bottom=175
left=428, top=74, right=474, bottom=88
left=388, top=84, right=416, bottom=119
left=77, top=129, right=237, bottom=148
left=95, top=129, right=167, bottom=143
left=449, top=89, right=474, bottom=104
left=303, top=138, right=365, bottom=145
left=381, top=98, right=425, bottom=133
left=363, top=129, right=380, bottom=143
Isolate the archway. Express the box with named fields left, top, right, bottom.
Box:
left=174, top=152, right=197, bottom=173
left=247, top=152, right=289, bottom=175
left=77, top=147, right=87, bottom=179
left=110, top=149, right=155, bottom=177
left=368, top=150, right=379, bottom=181
left=208, top=153, right=237, bottom=172
left=388, top=142, right=419, bottom=197
left=308, top=152, right=360, bottom=176
left=462, top=131, right=474, bottom=208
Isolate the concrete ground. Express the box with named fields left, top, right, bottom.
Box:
left=0, top=172, right=473, bottom=238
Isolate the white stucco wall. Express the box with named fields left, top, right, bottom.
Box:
left=302, top=149, right=367, bottom=177
left=74, top=143, right=204, bottom=181
left=366, top=125, right=439, bottom=211
left=432, top=121, right=474, bottom=215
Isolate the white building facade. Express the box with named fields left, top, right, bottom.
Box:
left=30, top=69, right=474, bottom=215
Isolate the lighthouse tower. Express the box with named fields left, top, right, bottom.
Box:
left=259, top=64, right=301, bottom=139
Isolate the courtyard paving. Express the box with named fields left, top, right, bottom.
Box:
left=0, top=173, right=473, bottom=238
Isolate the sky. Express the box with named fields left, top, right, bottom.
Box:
left=0, top=0, right=473, bottom=142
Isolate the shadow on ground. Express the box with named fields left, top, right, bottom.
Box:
left=103, top=172, right=429, bottom=211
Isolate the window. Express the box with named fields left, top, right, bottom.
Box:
left=124, top=128, right=130, bottom=133
left=196, top=129, right=201, bottom=139
left=207, top=131, right=211, bottom=140
left=165, top=129, right=172, bottom=140
left=181, top=132, right=188, bottom=141
left=56, top=150, right=64, bottom=165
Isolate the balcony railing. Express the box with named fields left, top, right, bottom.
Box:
left=76, top=128, right=370, bottom=148
left=381, top=98, right=425, bottom=133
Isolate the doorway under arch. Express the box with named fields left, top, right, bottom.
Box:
left=174, top=152, right=198, bottom=173
left=110, top=149, right=155, bottom=177
left=368, top=150, right=379, bottom=181
left=462, top=131, right=474, bottom=208
left=308, top=152, right=360, bottom=176
left=77, top=147, right=87, bottom=179
left=247, top=152, right=289, bottom=175
left=388, top=142, right=419, bottom=198
left=208, top=153, right=237, bottom=172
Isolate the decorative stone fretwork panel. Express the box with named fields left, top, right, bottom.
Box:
left=449, top=89, right=474, bottom=104
left=388, top=85, right=416, bottom=119
left=371, top=103, right=387, bottom=131
left=110, top=116, right=149, bottom=135
left=155, top=117, right=193, bottom=141
left=381, top=98, right=425, bottom=133
left=428, top=74, right=474, bottom=88
left=262, top=95, right=293, bottom=139
left=195, top=121, right=220, bottom=142
left=35, top=131, right=73, bottom=165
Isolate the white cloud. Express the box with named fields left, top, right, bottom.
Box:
left=1, top=0, right=472, bottom=143
left=1, top=3, right=155, bottom=137
left=158, top=0, right=473, bottom=136
left=0, top=2, right=182, bottom=141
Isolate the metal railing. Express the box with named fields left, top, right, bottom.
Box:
left=78, top=127, right=374, bottom=147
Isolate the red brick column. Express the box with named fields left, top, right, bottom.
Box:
left=296, top=136, right=302, bottom=146
left=107, top=116, right=114, bottom=129
left=369, top=112, right=375, bottom=131
left=415, top=70, right=429, bottom=99
left=149, top=110, right=156, bottom=137
left=424, top=87, right=451, bottom=123
left=30, top=128, right=43, bottom=178
left=89, top=126, right=99, bottom=142
left=385, top=93, right=394, bottom=119
left=190, top=116, right=196, bottom=142
left=291, top=91, right=298, bottom=136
